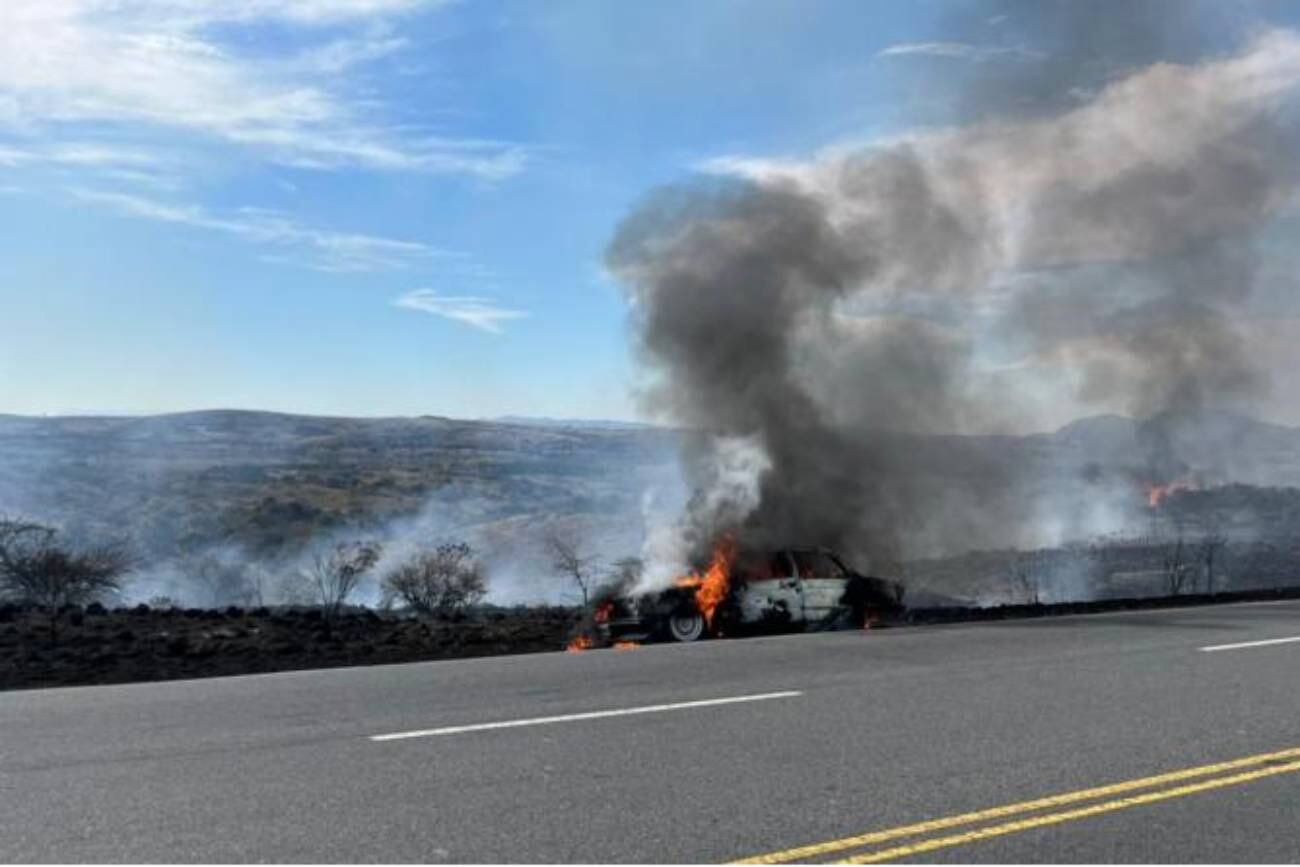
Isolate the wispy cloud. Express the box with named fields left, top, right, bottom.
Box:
left=0, top=141, right=162, bottom=168
left=393, top=288, right=528, bottom=334
left=69, top=187, right=443, bottom=272
left=878, top=42, right=1043, bottom=63
left=137, top=1, right=431, bottom=26
left=0, top=140, right=184, bottom=191
left=0, top=1, right=527, bottom=179
left=695, top=153, right=812, bottom=183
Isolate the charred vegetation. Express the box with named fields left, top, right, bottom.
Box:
left=0, top=603, right=579, bottom=691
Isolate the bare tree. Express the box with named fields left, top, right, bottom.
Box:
left=544, top=527, right=599, bottom=608
left=1005, top=549, right=1042, bottom=604
left=1152, top=507, right=1195, bottom=596
left=0, top=518, right=131, bottom=642
left=246, top=563, right=269, bottom=608
left=1191, top=502, right=1229, bottom=595
left=381, top=542, right=488, bottom=618
left=1162, top=535, right=1192, bottom=595
left=1198, top=532, right=1227, bottom=594
left=304, top=540, right=381, bottom=621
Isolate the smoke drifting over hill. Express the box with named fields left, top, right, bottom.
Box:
left=610, top=9, right=1300, bottom=582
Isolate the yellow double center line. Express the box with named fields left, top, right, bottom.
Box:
left=735, top=745, right=1300, bottom=864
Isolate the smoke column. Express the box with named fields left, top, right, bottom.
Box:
left=609, top=13, right=1300, bottom=584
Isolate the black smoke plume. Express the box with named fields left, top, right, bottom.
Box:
left=609, top=17, right=1300, bottom=582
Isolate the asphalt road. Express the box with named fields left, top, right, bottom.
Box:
left=3, top=599, right=1300, bottom=863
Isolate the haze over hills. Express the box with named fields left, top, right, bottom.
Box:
left=4, top=409, right=1300, bottom=604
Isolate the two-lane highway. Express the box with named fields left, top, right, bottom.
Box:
left=3, top=599, right=1299, bottom=862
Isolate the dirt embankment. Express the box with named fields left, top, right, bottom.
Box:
left=0, top=604, right=579, bottom=691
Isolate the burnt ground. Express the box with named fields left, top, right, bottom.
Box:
left=5, top=586, right=1300, bottom=691
left=0, top=604, right=580, bottom=691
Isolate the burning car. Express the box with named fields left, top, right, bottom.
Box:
left=598, top=543, right=905, bottom=643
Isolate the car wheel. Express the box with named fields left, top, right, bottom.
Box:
left=666, top=610, right=707, bottom=642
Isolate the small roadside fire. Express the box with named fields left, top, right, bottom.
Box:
left=1147, top=479, right=1195, bottom=508
left=613, top=641, right=639, bottom=651
left=566, top=601, right=616, bottom=654
left=673, top=534, right=737, bottom=628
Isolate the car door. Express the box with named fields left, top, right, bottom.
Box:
left=735, top=549, right=803, bottom=625
left=790, top=549, right=849, bottom=625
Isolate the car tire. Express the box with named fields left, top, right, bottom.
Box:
left=666, top=609, right=707, bottom=642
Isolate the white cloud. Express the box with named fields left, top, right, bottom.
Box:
left=292, top=32, right=412, bottom=74
left=0, top=0, right=526, bottom=178
left=69, top=187, right=443, bottom=272
left=694, top=153, right=809, bottom=183
left=0, top=140, right=182, bottom=188
left=129, top=1, right=431, bottom=26
left=0, top=141, right=162, bottom=167
left=878, top=42, right=1043, bottom=63
left=393, top=288, right=528, bottom=334
left=49, top=144, right=161, bottom=166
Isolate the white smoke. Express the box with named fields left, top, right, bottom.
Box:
left=635, top=433, right=770, bottom=593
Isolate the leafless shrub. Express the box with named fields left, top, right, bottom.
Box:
left=381, top=542, right=487, bottom=618
left=1155, top=506, right=1198, bottom=595
left=304, top=540, right=381, bottom=620
left=0, top=517, right=132, bottom=641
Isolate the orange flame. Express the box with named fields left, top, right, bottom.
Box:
left=613, top=641, right=640, bottom=651
left=566, top=635, right=593, bottom=653
left=594, top=601, right=613, bottom=624
left=1147, top=480, right=1194, bottom=508
left=674, top=534, right=737, bottom=628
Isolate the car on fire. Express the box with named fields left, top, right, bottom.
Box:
left=597, top=547, right=905, bottom=643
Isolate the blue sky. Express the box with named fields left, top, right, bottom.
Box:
left=2, top=0, right=1298, bottom=422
